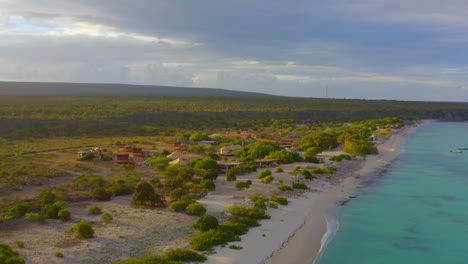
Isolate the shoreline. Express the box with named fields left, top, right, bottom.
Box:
left=263, top=121, right=429, bottom=264
left=205, top=121, right=429, bottom=264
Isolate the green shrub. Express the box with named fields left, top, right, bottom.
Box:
left=44, top=203, right=62, bottom=219
left=190, top=229, right=240, bottom=250
left=107, top=182, right=134, bottom=196
left=72, top=221, right=94, bottom=239
left=257, top=169, right=272, bottom=179
left=0, top=244, right=25, bottom=264
left=15, top=241, right=24, bottom=248
left=91, top=187, right=112, bottom=201
left=12, top=204, right=29, bottom=216
left=101, top=153, right=113, bottom=161
left=73, top=173, right=109, bottom=189
left=300, top=170, right=315, bottom=180
left=0, top=215, right=13, bottom=223
left=218, top=221, right=248, bottom=235
left=274, top=166, right=284, bottom=173
left=234, top=181, right=252, bottom=190
left=254, top=200, right=267, bottom=210
left=88, top=205, right=102, bottom=215
left=330, top=154, right=351, bottom=162
left=169, top=201, right=191, bottom=212
left=77, top=153, right=94, bottom=161
left=169, top=188, right=188, bottom=201
left=292, top=182, right=308, bottom=189
left=267, top=202, right=278, bottom=208
left=192, top=215, right=219, bottom=231
left=311, top=165, right=336, bottom=174
left=226, top=165, right=250, bottom=176
left=132, top=181, right=164, bottom=207
left=25, top=212, right=46, bottom=223
left=165, top=248, right=207, bottom=262
left=261, top=175, right=274, bottom=183
left=270, top=195, right=288, bottom=205
left=185, top=203, right=206, bottom=216
left=226, top=171, right=237, bottom=181
left=278, top=184, right=293, bottom=192
left=55, top=251, right=64, bottom=258
left=39, top=189, right=56, bottom=206
left=229, top=245, right=243, bottom=250
left=200, top=179, right=216, bottom=190
left=101, top=212, right=113, bottom=223
left=58, top=209, right=71, bottom=220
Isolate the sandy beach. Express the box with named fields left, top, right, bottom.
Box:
left=206, top=121, right=427, bottom=264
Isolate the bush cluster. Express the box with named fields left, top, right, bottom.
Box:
left=278, top=184, right=293, bottom=192
left=101, top=212, right=113, bottom=223
left=192, top=215, right=219, bottom=231
left=256, top=169, right=272, bottom=179
left=300, top=170, right=316, bottom=180
left=72, top=221, right=94, bottom=239
left=270, top=195, right=288, bottom=206
left=292, top=182, right=308, bottom=189
left=330, top=154, right=352, bottom=162
left=261, top=175, right=274, bottom=183
left=234, top=180, right=252, bottom=190
left=185, top=203, right=207, bottom=216
left=0, top=243, right=25, bottom=264
left=190, top=199, right=271, bottom=251
left=169, top=195, right=207, bottom=216
left=226, top=171, right=237, bottom=181
left=88, top=205, right=102, bottom=215
left=114, top=248, right=206, bottom=263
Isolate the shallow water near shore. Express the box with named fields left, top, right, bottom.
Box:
left=315, top=122, right=468, bottom=264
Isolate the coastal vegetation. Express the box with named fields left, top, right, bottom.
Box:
left=0, top=91, right=449, bottom=263
left=0, top=95, right=466, bottom=139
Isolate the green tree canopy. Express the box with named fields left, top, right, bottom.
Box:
left=132, top=181, right=164, bottom=207
left=193, top=158, right=220, bottom=180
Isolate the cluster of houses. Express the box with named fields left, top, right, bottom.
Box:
left=77, top=145, right=152, bottom=165
left=77, top=131, right=304, bottom=171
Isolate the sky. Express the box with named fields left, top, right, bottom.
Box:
left=0, top=0, right=468, bottom=101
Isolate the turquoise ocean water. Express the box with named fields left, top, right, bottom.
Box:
left=315, top=122, right=468, bottom=264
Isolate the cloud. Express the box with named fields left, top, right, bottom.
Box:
left=0, top=0, right=467, bottom=101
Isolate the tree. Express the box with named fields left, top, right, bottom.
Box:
left=132, top=181, right=163, bottom=207
left=266, top=149, right=303, bottom=164
left=193, top=158, right=220, bottom=180
left=192, top=215, right=219, bottom=231
left=147, top=156, right=169, bottom=170
left=246, top=142, right=279, bottom=159
left=189, top=133, right=209, bottom=142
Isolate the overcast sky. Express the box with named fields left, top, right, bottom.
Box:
left=1, top=0, right=468, bottom=101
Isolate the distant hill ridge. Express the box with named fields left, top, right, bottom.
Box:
left=0, top=81, right=270, bottom=97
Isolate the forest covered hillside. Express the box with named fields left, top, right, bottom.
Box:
left=0, top=81, right=269, bottom=97
left=0, top=82, right=467, bottom=138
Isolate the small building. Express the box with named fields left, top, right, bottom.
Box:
left=255, top=159, right=278, bottom=168
left=132, top=147, right=149, bottom=158
left=199, top=140, right=217, bottom=146
left=217, top=161, right=246, bottom=173
left=114, top=153, right=135, bottom=164
left=166, top=151, right=203, bottom=161
left=118, top=145, right=134, bottom=153
left=174, top=142, right=188, bottom=151
left=220, top=145, right=244, bottom=156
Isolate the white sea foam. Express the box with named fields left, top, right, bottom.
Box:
left=311, top=207, right=340, bottom=264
